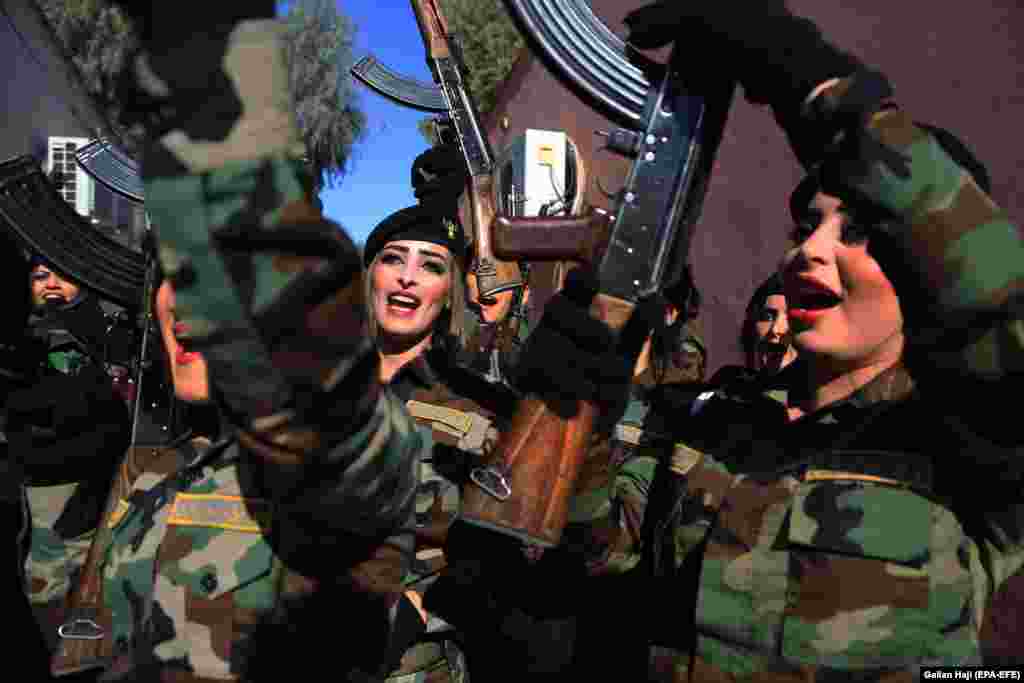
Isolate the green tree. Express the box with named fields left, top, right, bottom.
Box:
left=282, top=0, right=366, bottom=189
left=36, top=0, right=137, bottom=149
left=417, top=0, right=525, bottom=144
left=35, top=0, right=367, bottom=189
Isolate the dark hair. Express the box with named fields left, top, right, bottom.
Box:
left=740, top=273, right=785, bottom=359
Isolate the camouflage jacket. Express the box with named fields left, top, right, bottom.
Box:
left=391, top=351, right=515, bottom=583
left=643, top=96, right=1024, bottom=679
left=94, top=417, right=418, bottom=681
left=385, top=350, right=517, bottom=683
left=10, top=360, right=130, bottom=616
left=563, top=381, right=666, bottom=577
left=565, top=330, right=709, bottom=577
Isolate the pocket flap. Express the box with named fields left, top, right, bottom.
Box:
left=788, top=478, right=931, bottom=566
left=407, top=400, right=473, bottom=436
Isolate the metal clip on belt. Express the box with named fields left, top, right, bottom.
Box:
left=58, top=615, right=104, bottom=641
left=469, top=464, right=512, bottom=502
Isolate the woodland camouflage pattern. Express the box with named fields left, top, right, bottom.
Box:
left=566, top=326, right=707, bottom=576
left=386, top=362, right=512, bottom=683
left=25, top=483, right=92, bottom=607
left=88, top=16, right=422, bottom=680
left=644, top=81, right=1024, bottom=680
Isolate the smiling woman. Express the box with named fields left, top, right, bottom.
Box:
left=358, top=148, right=532, bottom=683
left=363, top=203, right=469, bottom=382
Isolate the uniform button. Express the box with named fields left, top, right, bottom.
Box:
left=200, top=572, right=218, bottom=594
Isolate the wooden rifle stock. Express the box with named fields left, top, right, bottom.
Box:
left=493, top=211, right=612, bottom=263
left=459, top=1, right=734, bottom=551
left=461, top=294, right=634, bottom=548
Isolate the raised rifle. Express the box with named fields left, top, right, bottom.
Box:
left=457, top=0, right=736, bottom=547
left=0, top=156, right=146, bottom=309
left=50, top=238, right=159, bottom=677
left=351, top=0, right=523, bottom=298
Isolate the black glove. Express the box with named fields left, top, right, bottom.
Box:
left=513, top=268, right=665, bottom=424
left=426, top=519, right=525, bottom=632
left=411, top=143, right=467, bottom=206
left=624, top=2, right=862, bottom=109
left=624, top=2, right=901, bottom=174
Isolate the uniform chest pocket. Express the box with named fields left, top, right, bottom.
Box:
left=788, top=477, right=932, bottom=565
left=161, top=494, right=276, bottom=609
left=782, top=478, right=935, bottom=666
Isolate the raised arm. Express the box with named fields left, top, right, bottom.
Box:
left=107, top=11, right=425, bottom=647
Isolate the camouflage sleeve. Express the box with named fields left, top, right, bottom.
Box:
left=242, top=391, right=422, bottom=543
left=136, top=19, right=422, bottom=542
left=820, top=82, right=1024, bottom=589
left=604, top=451, right=659, bottom=573
left=822, top=86, right=1024, bottom=385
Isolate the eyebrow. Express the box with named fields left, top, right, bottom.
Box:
left=382, top=245, right=450, bottom=263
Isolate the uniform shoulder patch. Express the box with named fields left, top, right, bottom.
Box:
left=670, top=442, right=705, bottom=476
left=167, top=493, right=272, bottom=533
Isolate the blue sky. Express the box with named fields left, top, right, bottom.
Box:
left=281, top=1, right=437, bottom=246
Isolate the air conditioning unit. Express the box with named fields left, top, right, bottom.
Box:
left=47, top=136, right=95, bottom=218
left=522, top=129, right=568, bottom=217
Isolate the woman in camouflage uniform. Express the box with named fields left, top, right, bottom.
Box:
left=7, top=259, right=131, bottom=659
left=363, top=155, right=525, bottom=682
left=613, top=2, right=1024, bottom=679
left=48, top=3, right=426, bottom=680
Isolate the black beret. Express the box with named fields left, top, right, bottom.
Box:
left=789, top=123, right=992, bottom=225
left=411, top=144, right=467, bottom=204
left=363, top=202, right=468, bottom=268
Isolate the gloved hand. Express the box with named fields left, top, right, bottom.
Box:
left=624, top=1, right=862, bottom=109
left=513, top=267, right=665, bottom=425
left=111, top=4, right=379, bottom=432
left=411, top=143, right=468, bottom=207
left=425, top=519, right=521, bottom=630
left=624, top=2, right=896, bottom=173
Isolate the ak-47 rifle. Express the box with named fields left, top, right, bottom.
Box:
left=458, top=0, right=736, bottom=547
left=50, top=239, right=159, bottom=677
left=352, top=0, right=523, bottom=298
